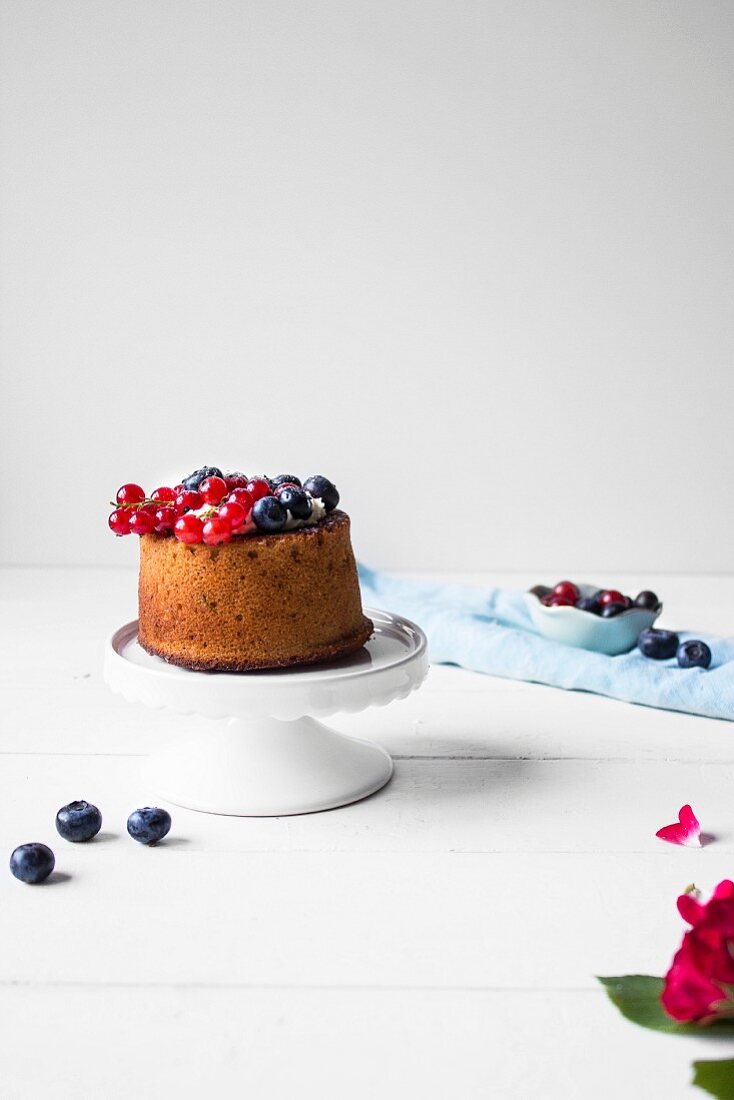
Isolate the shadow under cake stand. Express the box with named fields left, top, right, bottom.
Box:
left=104, top=609, right=428, bottom=817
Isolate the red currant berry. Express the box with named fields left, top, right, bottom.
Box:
left=200, top=476, right=227, bottom=505
left=137, top=503, right=157, bottom=516
left=246, top=478, right=271, bottom=502
left=552, top=581, right=580, bottom=603
left=174, top=514, right=203, bottom=544
left=173, top=484, right=184, bottom=495
left=108, top=508, right=131, bottom=536
left=151, top=486, right=177, bottom=502
left=224, top=475, right=248, bottom=491
left=154, top=506, right=176, bottom=533
left=116, top=483, right=146, bottom=506
left=175, top=490, right=203, bottom=515
left=226, top=488, right=254, bottom=513
left=129, top=509, right=156, bottom=536
left=547, top=594, right=575, bottom=607
left=218, top=501, right=247, bottom=529
left=202, top=515, right=232, bottom=545
left=599, top=589, right=625, bottom=607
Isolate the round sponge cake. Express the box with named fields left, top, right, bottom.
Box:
left=137, top=510, right=373, bottom=671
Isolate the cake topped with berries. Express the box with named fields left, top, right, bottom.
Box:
left=109, top=468, right=373, bottom=671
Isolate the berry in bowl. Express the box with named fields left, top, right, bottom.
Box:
left=524, top=581, right=662, bottom=655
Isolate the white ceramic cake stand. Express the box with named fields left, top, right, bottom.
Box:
left=104, top=609, right=428, bottom=817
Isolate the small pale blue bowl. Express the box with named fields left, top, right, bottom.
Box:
left=524, top=584, right=661, bottom=656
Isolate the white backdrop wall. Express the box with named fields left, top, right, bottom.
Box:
left=1, top=0, right=732, bottom=572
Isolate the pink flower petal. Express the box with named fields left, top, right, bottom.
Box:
left=656, top=804, right=701, bottom=847
left=678, top=893, right=705, bottom=925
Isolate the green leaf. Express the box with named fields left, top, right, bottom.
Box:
left=597, top=976, right=734, bottom=1037
left=692, top=1059, right=734, bottom=1099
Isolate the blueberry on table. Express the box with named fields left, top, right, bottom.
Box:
left=271, top=474, right=302, bottom=488
left=600, top=602, right=626, bottom=618
left=127, top=807, right=172, bottom=846
left=677, top=640, right=712, bottom=670
left=634, top=590, right=660, bottom=610
left=181, top=466, right=223, bottom=491
left=303, top=475, right=339, bottom=512
left=10, top=843, right=55, bottom=884
left=638, top=628, right=679, bottom=660
left=56, top=800, right=102, bottom=843
left=252, top=495, right=287, bottom=532
left=278, top=486, right=313, bottom=520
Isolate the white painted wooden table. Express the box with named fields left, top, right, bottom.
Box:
left=2, top=568, right=733, bottom=1099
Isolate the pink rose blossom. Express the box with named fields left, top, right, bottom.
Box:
left=661, top=880, right=734, bottom=1023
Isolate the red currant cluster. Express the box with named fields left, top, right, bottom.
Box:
left=108, top=475, right=270, bottom=547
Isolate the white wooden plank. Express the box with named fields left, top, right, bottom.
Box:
left=0, top=753, right=731, bottom=855
left=337, top=685, right=734, bottom=761
left=4, top=668, right=734, bottom=763
left=0, top=845, right=729, bottom=989
left=0, top=986, right=722, bottom=1100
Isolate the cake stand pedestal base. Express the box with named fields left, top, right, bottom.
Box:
left=143, top=715, right=394, bottom=817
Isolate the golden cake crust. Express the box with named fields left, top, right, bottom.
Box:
left=137, top=510, right=373, bottom=671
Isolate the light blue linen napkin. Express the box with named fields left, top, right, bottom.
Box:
left=358, top=564, right=734, bottom=722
